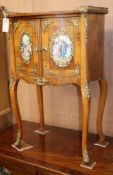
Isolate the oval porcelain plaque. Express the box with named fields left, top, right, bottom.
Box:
left=50, top=31, right=74, bottom=68
left=20, top=32, right=33, bottom=64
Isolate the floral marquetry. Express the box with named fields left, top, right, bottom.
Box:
left=50, top=31, right=74, bottom=68
left=20, top=32, right=33, bottom=64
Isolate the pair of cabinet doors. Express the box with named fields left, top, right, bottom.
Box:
left=13, top=17, right=81, bottom=85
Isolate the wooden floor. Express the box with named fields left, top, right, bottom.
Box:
left=0, top=121, right=113, bottom=175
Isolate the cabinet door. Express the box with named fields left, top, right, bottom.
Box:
left=41, top=17, right=81, bottom=85
left=13, top=19, right=39, bottom=78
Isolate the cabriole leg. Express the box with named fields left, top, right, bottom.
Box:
left=35, top=85, right=49, bottom=135
left=80, top=82, right=96, bottom=169
left=9, top=78, right=33, bottom=151
left=94, top=79, right=109, bottom=147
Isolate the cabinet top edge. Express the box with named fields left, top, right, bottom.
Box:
left=6, top=6, right=108, bottom=18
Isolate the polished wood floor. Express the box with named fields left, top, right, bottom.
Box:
left=0, top=121, right=113, bottom=175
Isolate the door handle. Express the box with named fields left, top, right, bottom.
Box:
left=34, top=47, right=47, bottom=54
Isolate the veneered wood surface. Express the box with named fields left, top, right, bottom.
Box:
left=87, top=14, right=104, bottom=81
left=42, top=16, right=81, bottom=85
left=13, top=19, right=39, bottom=78
left=0, top=121, right=113, bottom=175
